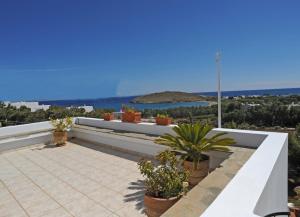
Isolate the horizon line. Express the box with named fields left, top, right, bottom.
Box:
left=1, top=86, right=300, bottom=102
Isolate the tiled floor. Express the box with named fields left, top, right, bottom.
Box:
left=0, top=139, right=146, bottom=217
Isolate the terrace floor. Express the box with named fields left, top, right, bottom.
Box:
left=0, top=139, right=146, bottom=217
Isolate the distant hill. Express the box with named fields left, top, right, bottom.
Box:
left=131, top=91, right=215, bottom=104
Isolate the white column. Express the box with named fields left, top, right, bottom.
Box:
left=216, top=52, right=222, bottom=128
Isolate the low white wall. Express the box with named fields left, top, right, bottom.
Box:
left=0, top=121, right=74, bottom=153
left=75, top=117, right=288, bottom=216
left=73, top=118, right=270, bottom=171
left=0, top=119, right=288, bottom=216
left=75, top=117, right=268, bottom=148
left=75, top=117, right=175, bottom=136
left=72, top=127, right=166, bottom=157
left=0, top=121, right=53, bottom=139
left=200, top=131, right=288, bottom=217
left=208, top=128, right=267, bottom=148
left=0, top=132, right=52, bottom=152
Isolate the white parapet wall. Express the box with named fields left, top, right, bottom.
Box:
left=0, top=121, right=54, bottom=152
left=0, top=121, right=53, bottom=139
left=200, top=130, right=288, bottom=217
left=75, top=117, right=175, bottom=136
left=0, top=118, right=288, bottom=217
left=0, top=121, right=75, bottom=152
left=73, top=118, right=270, bottom=170
left=72, top=126, right=166, bottom=157
left=75, top=117, right=288, bottom=217
left=75, top=117, right=268, bottom=147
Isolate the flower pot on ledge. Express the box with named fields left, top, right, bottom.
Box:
left=103, top=113, right=114, bottom=121
left=53, top=131, right=68, bottom=146
left=122, top=111, right=141, bottom=123
left=183, top=155, right=209, bottom=186
left=144, top=194, right=180, bottom=217
left=156, top=117, right=172, bottom=126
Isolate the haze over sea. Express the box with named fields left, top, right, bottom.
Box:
left=39, top=88, right=300, bottom=111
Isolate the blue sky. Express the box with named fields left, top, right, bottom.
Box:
left=0, top=0, right=299, bottom=100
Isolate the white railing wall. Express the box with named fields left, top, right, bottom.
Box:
left=0, top=119, right=288, bottom=216
left=0, top=121, right=52, bottom=139
left=200, top=131, right=288, bottom=217
left=75, top=117, right=175, bottom=136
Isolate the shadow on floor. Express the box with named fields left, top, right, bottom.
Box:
left=124, top=179, right=146, bottom=212
left=33, top=143, right=61, bottom=150
left=69, top=138, right=146, bottom=162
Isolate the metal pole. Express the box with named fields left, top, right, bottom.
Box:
left=216, top=52, right=222, bottom=128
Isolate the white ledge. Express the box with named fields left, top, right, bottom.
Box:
left=0, top=119, right=288, bottom=216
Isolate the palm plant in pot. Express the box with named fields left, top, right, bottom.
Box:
left=138, top=150, right=189, bottom=217
left=50, top=117, right=73, bottom=146
left=155, top=123, right=235, bottom=186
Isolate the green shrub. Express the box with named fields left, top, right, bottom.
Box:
left=138, top=150, right=189, bottom=199
left=155, top=123, right=235, bottom=170
left=50, top=117, right=73, bottom=132
left=157, top=114, right=169, bottom=118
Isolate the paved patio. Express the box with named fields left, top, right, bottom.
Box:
left=0, top=139, right=146, bottom=217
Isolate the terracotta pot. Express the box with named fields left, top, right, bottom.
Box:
left=144, top=194, right=180, bottom=217
left=290, top=208, right=300, bottom=217
left=103, top=113, right=114, bottom=121
left=121, top=112, right=141, bottom=123
left=53, top=131, right=67, bottom=146
left=156, top=117, right=172, bottom=126
left=183, top=157, right=209, bottom=186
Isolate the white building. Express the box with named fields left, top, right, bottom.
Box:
left=4, top=101, right=50, bottom=112
left=67, top=105, right=94, bottom=112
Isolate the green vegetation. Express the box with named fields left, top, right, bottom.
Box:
left=156, top=114, right=169, bottom=118
left=289, top=125, right=300, bottom=195
left=0, top=102, right=113, bottom=126
left=138, top=150, right=189, bottom=199
left=50, top=117, right=73, bottom=132
left=155, top=123, right=235, bottom=169
left=143, top=95, right=300, bottom=128
left=1, top=94, right=300, bottom=194
left=132, top=91, right=214, bottom=104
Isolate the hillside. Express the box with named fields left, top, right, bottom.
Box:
left=131, top=91, right=214, bottom=104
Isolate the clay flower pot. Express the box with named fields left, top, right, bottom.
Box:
left=53, top=131, right=67, bottom=146
left=144, top=194, right=180, bottom=217
left=121, top=111, right=141, bottom=123
left=183, top=156, right=209, bottom=186
left=103, top=113, right=114, bottom=121
left=156, top=117, right=172, bottom=126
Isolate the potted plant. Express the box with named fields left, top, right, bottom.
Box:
left=156, top=114, right=172, bottom=126
left=121, top=108, right=141, bottom=123
left=138, top=150, right=189, bottom=217
left=50, top=117, right=73, bottom=146
left=103, top=112, right=114, bottom=121
left=155, top=123, right=235, bottom=186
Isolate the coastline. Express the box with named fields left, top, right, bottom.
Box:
left=207, top=101, right=217, bottom=106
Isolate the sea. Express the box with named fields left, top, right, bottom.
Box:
left=39, top=88, right=300, bottom=111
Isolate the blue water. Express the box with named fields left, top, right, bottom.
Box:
left=40, top=96, right=208, bottom=111
left=40, top=87, right=300, bottom=111
left=199, top=87, right=300, bottom=97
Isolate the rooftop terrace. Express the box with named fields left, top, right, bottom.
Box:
left=0, top=117, right=288, bottom=217
left=0, top=140, right=144, bottom=217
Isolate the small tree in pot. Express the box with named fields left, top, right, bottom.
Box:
left=155, top=123, right=235, bottom=186
left=138, top=150, right=189, bottom=217
left=51, top=117, right=73, bottom=146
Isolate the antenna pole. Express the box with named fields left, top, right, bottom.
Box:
left=216, top=52, right=222, bottom=128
